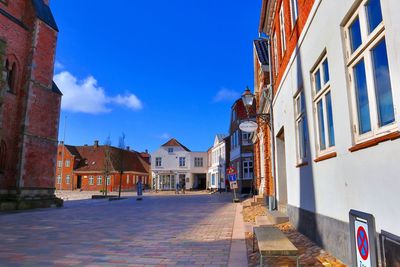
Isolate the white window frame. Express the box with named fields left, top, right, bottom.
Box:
left=97, top=175, right=102, bottom=185
left=311, top=53, right=335, bottom=156
left=155, top=157, right=162, bottom=167
left=65, top=160, right=70, bottom=167
left=106, top=175, right=111, bottom=185
left=195, top=157, right=203, bottom=167
left=273, top=32, right=279, bottom=76
left=66, top=175, right=70, bottom=184
left=279, top=4, right=287, bottom=55
left=243, top=160, right=253, bottom=180
left=89, top=175, right=94, bottom=185
left=57, top=160, right=62, bottom=168
left=289, top=0, right=299, bottom=29
left=127, top=175, right=129, bottom=184
left=242, top=132, right=251, bottom=145
left=57, top=175, right=62, bottom=184
left=294, top=91, right=308, bottom=164
left=168, top=148, right=174, bottom=153
left=179, top=157, right=186, bottom=167
left=344, top=0, right=397, bottom=144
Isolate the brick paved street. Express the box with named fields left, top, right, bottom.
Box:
left=0, top=194, right=238, bottom=267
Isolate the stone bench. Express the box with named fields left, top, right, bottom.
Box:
left=253, top=226, right=299, bottom=267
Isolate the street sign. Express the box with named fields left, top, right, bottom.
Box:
left=228, top=174, right=237, bottom=182
left=230, top=181, right=238, bottom=189
left=227, top=167, right=236, bottom=175
left=349, top=210, right=378, bottom=267
left=239, top=120, right=258, bottom=133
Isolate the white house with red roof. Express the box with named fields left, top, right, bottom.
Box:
left=151, top=138, right=207, bottom=190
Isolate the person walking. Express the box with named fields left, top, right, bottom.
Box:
left=175, top=182, right=180, bottom=194
left=181, top=179, right=186, bottom=194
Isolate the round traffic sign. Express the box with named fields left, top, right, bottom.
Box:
left=357, top=226, right=369, bottom=260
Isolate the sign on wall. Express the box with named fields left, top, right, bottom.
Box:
left=349, top=210, right=378, bottom=267
left=239, top=120, right=258, bottom=133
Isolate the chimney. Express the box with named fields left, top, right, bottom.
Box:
left=59, top=141, right=64, bottom=145
left=145, top=149, right=148, bottom=153
left=94, top=140, right=99, bottom=147
left=126, top=146, right=130, bottom=151
left=43, top=0, right=50, bottom=5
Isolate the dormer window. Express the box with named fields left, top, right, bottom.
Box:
left=168, top=148, right=173, bottom=153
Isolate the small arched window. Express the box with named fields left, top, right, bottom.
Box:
left=5, top=59, right=16, bottom=93
left=0, top=140, right=6, bottom=172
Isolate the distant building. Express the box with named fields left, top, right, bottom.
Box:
left=259, top=0, right=400, bottom=264
left=151, top=138, right=207, bottom=190
left=229, top=99, right=256, bottom=194
left=0, top=0, right=62, bottom=210
left=207, top=134, right=229, bottom=191
left=56, top=141, right=151, bottom=192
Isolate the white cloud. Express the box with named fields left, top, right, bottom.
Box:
left=54, top=71, right=143, bottom=114
left=160, top=133, right=171, bottom=140
left=54, top=61, right=64, bottom=71
left=110, top=94, right=143, bottom=110
left=213, top=88, right=241, bottom=103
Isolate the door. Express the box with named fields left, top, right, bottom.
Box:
left=77, top=175, right=82, bottom=189
left=276, top=129, right=288, bottom=212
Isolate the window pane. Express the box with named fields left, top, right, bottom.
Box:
left=323, top=59, right=330, bottom=84
left=315, top=69, right=322, bottom=92
left=366, top=0, right=383, bottom=33
left=353, top=59, right=371, bottom=134
left=349, top=17, right=362, bottom=53
left=317, top=100, right=326, bottom=150
left=326, top=92, right=335, bottom=147
left=371, top=39, right=395, bottom=126
left=302, top=118, right=308, bottom=158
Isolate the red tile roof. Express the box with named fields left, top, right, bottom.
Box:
left=63, top=145, right=150, bottom=174
left=161, top=138, right=191, bottom=151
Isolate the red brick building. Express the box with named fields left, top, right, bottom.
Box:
left=0, top=0, right=62, bottom=210
left=56, top=142, right=151, bottom=193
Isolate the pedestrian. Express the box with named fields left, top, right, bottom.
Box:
left=176, top=182, right=180, bottom=194
left=182, top=179, right=186, bottom=194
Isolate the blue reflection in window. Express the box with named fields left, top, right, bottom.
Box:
left=315, top=69, right=322, bottom=92
left=354, top=59, right=371, bottom=134
left=317, top=100, right=326, bottom=150
left=350, top=17, right=362, bottom=53
left=366, top=0, right=383, bottom=33
left=326, top=92, right=335, bottom=146
left=323, top=59, right=330, bottom=84
left=371, top=39, right=394, bottom=127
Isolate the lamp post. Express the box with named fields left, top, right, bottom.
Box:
left=241, top=85, right=277, bottom=210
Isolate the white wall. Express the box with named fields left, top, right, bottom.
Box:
left=272, top=0, right=400, bottom=236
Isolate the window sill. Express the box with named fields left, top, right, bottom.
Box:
left=349, top=131, right=400, bottom=152
left=314, top=152, right=337, bottom=163
left=296, top=161, right=308, bottom=168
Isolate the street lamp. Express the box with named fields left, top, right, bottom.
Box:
left=241, top=85, right=277, bottom=211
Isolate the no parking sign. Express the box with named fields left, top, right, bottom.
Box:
left=349, top=210, right=378, bottom=267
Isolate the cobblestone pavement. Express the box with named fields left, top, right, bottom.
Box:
left=0, top=194, right=237, bottom=266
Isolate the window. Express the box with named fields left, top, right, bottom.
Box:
left=242, top=132, right=251, bottom=145
left=106, top=176, right=111, bottom=185
left=179, top=157, right=186, bottom=167
left=195, top=157, right=203, bottom=167
left=57, top=175, right=62, bottom=184
left=273, top=32, right=279, bottom=76
left=155, top=157, right=162, bottom=167
left=211, top=174, right=216, bottom=186
left=295, top=91, right=308, bottom=163
left=127, top=175, right=129, bottom=184
left=232, top=109, right=237, bottom=122
left=0, top=140, right=6, bottom=172
left=97, top=176, right=102, bottom=185
left=243, top=160, right=254, bottom=179
left=5, top=60, right=16, bottom=93
left=231, top=130, right=240, bottom=149
left=344, top=0, right=396, bottom=142
left=279, top=4, right=286, bottom=55
left=312, top=54, right=335, bottom=154
left=168, top=148, right=174, bottom=153
left=89, top=175, right=94, bottom=185
left=65, top=160, right=70, bottom=167
left=57, top=160, right=62, bottom=168
left=290, top=0, right=299, bottom=28
left=66, top=175, right=70, bottom=184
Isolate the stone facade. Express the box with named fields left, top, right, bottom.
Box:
left=0, top=0, right=62, bottom=210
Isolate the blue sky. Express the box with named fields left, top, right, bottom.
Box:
left=51, top=0, right=261, bottom=153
